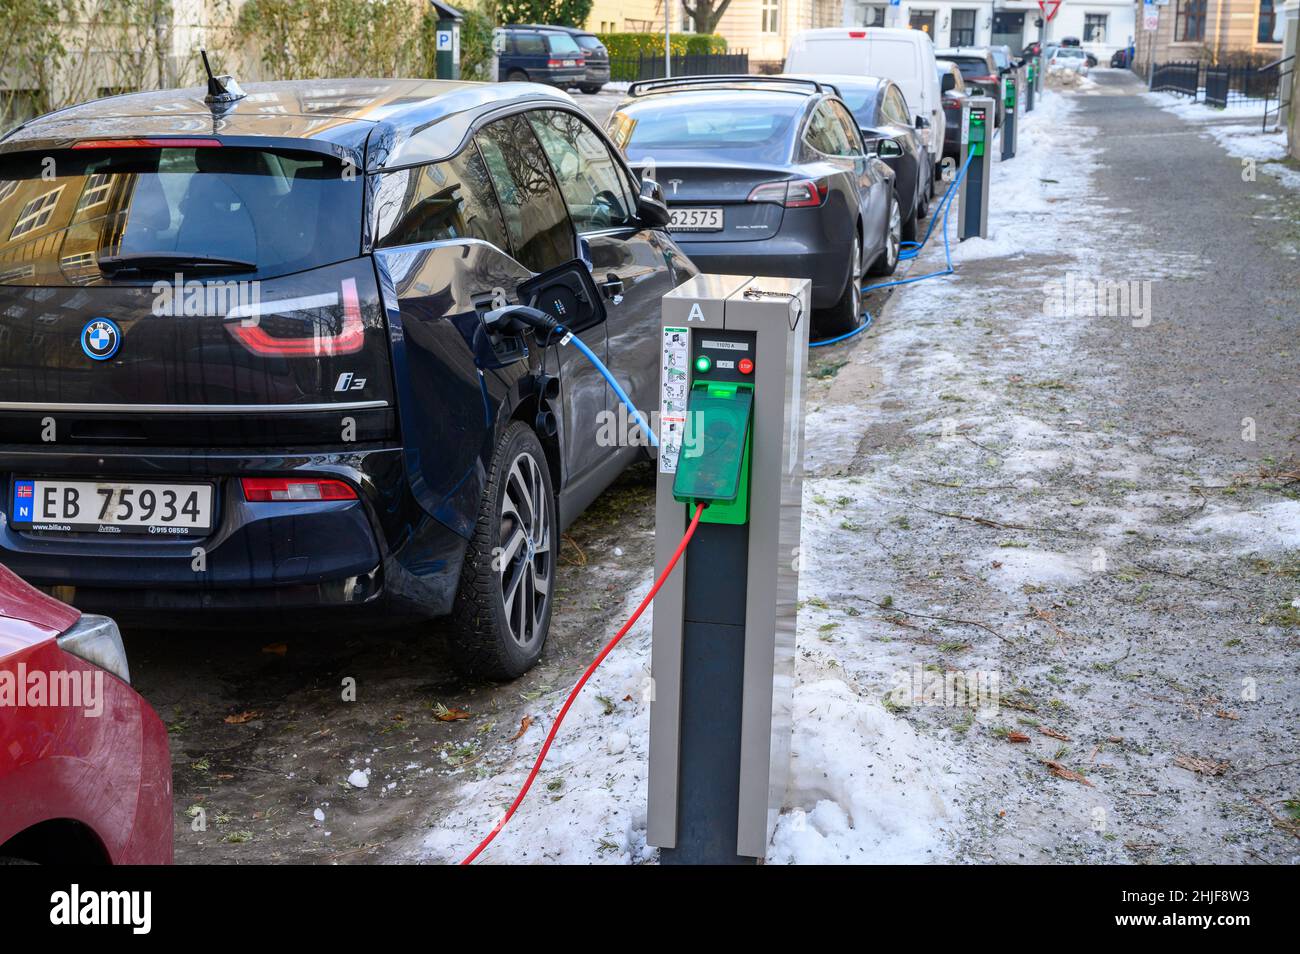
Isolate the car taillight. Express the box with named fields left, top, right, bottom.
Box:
left=747, top=179, right=828, bottom=208
left=241, top=478, right=357, bottom=502
left=973, top=75, right=999, bottom=83
left=944, top=100, right=962, bottom=109
left=848, top=30, right=867, bottom=38
left=226, top=278, right=365, bottom=357
left=72, top=137, right=222, bottom=149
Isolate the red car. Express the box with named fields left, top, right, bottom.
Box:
left=0, top=567, right=171, bottom=863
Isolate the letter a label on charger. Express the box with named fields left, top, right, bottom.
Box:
left=660, top=326, right=689, bottom=473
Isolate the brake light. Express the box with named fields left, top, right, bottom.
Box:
left=973, top=74, right=999, bottom=83
left=848, top=30, right=867, bottom=38
left=226, top=278, right=365, bottom=357
left=748, top=178, right=828, bottom=208
left=944, top=100, right=962, bottom=109
left=241, top=477, right=357, bottom=502
left=72, top=138, right=222, bottom=149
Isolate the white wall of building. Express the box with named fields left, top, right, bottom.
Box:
left=842, top=1, right=1134, bottom=58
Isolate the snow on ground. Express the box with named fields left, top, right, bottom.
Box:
left=1144, top=90, right=1296, bottom=190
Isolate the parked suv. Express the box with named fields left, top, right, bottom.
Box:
left=495, top=26, right=586, bottom=89
left=0, top=77, right=689, bottom=678
left=934, top=48, right=1003, bottom=126
left=516, top=24, right=610, bottom=93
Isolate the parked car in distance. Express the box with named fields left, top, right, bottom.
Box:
left=935, top=47, right=1004, bottom=126
left=0, top=566, right=171, bottom=864
left=494, top=25, right=586, bottom=88
left=0, top=77, right=690, bottom=679
left=515, top=23, right=609, bottom=93
left=988, top=45, right=1015, bottom=73
left=786, top=73, right=930, bottom=241
left=1049, top=47, right=1090, bottom=74
left=935, top=60, right=969, bottom=169
left=785, top=28, right=943, bottom=170
left=608, top=75, right=899, bottom=338
left=1110, top=48, right=1131, bottom=69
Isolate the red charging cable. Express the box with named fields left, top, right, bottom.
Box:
left=460, top=501, right=707, bottom=865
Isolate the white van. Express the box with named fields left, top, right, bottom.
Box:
left=785, top=28, right=942, bottom=162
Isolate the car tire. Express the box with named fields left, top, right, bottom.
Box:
left=506, top=69, right=529, bottom=83
left=901, top=194, right=919, bottom=244
left=867, top=192, right=901, bottom=278
left=580, top=84, right=603, bottom=94
left=449, top=421, right=556, bottom=680
left=917, top=180, right=930, bottom=221
left=815, top=229, right=864, bottom=339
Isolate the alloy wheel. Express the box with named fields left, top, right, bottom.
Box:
left=497, top=451, right=552, bottom=650
left=886, top=198, right=901, bottom=269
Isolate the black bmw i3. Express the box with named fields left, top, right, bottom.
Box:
left=0, top=75, right=690, bottom=677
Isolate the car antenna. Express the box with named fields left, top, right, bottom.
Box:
left=200, top=49, right=246, bottom=107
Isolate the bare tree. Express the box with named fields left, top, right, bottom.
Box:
left=680, top=0, right=733, bottom=34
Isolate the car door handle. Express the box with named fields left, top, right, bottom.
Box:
left=599, top=274, right=624, bottom=302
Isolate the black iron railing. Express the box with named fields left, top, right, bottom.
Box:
left=608, top=52, right=749, bottom=83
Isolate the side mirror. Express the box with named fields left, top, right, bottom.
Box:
left=941, top=74, right=956, bottom=94
left=636, top=178, right=671, bottom=228
left=518, top=258, right=607, bottom=334
left=915, top=115, right=930, bottom=129
left=876, top=138, right=904, bottom=159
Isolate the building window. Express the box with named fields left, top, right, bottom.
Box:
left=1174, top=0, right=1206, bottom=42
left=909, top=9, right=936, bottom=36
left=951, top=9, right=977, bottom=46
left=1083, top=13, right=1107, bottom=44
left=9, top=187, right=63, bottom=239
left=761, top=0, right=780, bottom=34
left=1258, top=0, right=1279, bottom=42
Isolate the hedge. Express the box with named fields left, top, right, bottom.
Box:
left=596, top=32, right=727, bottom=59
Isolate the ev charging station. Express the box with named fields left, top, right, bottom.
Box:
left=1026, top=57, right=1036, bottom=112
left=959, top=95, right=994, bottom=241
left=1001, top=70, right=1019, bottom=161
left=647, top=274, right=810, bottom=864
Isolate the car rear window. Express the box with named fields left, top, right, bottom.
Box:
left=0, top=146, right=362, bottom=286
left=612, top=92, right=802, bottom=166
left=546, top=34, right=582, bottom=55
left=950, top=58, right=993, bottom=78
left=575, top=36, right=605, bottom=53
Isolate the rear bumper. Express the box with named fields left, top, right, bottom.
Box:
left=671, top=227, right=848, bottom=310
left=583, top=65, right=610, bottom=85
left=0, top=445, right=468, bottom=623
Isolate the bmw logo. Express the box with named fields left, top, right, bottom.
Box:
left=81, top=318, right=121, bottom=361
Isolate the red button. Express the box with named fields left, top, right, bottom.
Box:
left=738, top=358, right=754, bottom=375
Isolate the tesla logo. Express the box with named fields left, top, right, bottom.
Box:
left=334, top=372, right=367, bottom=392
left=668, top=179, right=682, bottom=194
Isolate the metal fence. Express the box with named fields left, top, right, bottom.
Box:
left=1149, top=60, right=1280, bottom=109
left=608, top=52, right=749, bottom=83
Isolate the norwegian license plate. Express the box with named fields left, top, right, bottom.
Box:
left=668, top=207, right=724, bottom=232
left=564, top=59, right=577, bottom=66
left=11, top=478, right=214, bottom=535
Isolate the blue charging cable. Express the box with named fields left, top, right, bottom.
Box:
left=810, top=152, right=976, bottom=350
left=557, top=327, right=658, bottom=448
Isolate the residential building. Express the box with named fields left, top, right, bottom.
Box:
left=846, top=1, right=1136, bottom=60
left=1133, top=0, right=1286, bottom=71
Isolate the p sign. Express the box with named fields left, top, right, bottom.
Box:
left=437, top=30, right=453, bottom=52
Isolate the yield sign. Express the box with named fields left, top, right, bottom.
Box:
left=1038, top=0, right=1062, bottom=20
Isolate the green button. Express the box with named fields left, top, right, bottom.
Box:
left=694, top=355, right=712, bottom=373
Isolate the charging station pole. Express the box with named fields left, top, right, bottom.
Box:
left=1001, top=70, right=1018, bottom=161
left=959, top=95, right=993, bottom=241
left=648, top=273, right=809, bottom=865
left=1026, top=58, right=1036, bottom=111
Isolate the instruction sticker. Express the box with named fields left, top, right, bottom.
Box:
left=659, top=326, right=689, bottom=473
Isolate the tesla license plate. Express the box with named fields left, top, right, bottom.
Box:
left=668, top=207, right=724, bottom=232
left=11, top=479, right=214, bottom=535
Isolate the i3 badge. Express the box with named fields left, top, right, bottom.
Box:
left=81, top=318, right=121, bottom=361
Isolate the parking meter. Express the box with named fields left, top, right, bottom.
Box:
left=430, top=1, right=462, bottom=80
left=1001, top=71, right=1018, bottom=160
left=959, top=96, right=993, bottom=241
left=648, top=273, right=810, bottom=864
